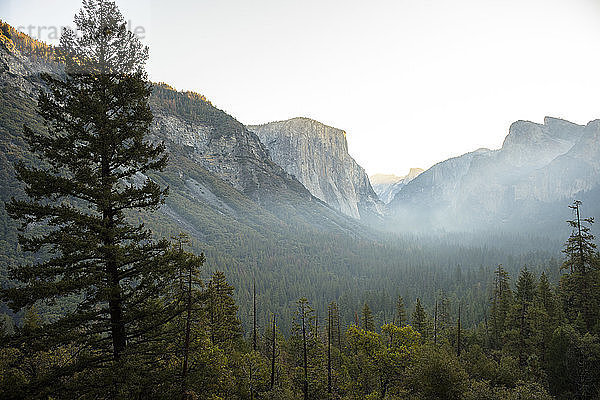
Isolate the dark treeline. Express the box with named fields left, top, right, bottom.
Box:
left=227, top=231, right=562, bottom=336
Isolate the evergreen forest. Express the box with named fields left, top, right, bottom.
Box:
left=1, top=1, right=600, bottom=399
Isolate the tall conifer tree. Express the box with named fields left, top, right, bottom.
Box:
left=490, top=265, right=513, bottom=349
left=395, top=295, right=407, bottom=326
left=514, top=267, right=536, bottom=365
left=560, top=201, right=600, bottom=333
left=411, top=298, right=429, bottom=338
left=2, top=0, right=176, bottom=393
left=362, top=303, right=375, bottom=331
left=205, top=271, right=242, bottom=348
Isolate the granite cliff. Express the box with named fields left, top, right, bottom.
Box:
left=249, top=118, right=383, bottom=220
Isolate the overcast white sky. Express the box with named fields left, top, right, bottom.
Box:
left=3, top=0, right=600, bottom=176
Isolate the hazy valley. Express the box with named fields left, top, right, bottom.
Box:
left=1, top=7, right=600, bottom=398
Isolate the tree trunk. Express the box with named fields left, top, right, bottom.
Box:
left=104, top=154, right=126, bottom=361
left=327, top=308, right=332, bottom=395
left=302, top=303, right=308, bottom=400
left=182, top=265, right=192, bottom=395
left=271, top=315, right=276, bottom=390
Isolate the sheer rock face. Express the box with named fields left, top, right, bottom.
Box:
left=371, top=168, right=424, bottom=204
left=388, top=117, right=600, bottom=231
left=150, top=111, right=309, bottom=200
left=0, top=29, right=312, bottom=206
left=249, top=118, right=383, bottom=220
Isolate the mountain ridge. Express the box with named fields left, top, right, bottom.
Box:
left=388, top=116, right=600, bottom=232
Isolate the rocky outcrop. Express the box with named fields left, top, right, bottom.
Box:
left=388, top=117, right=600, bottom=232
left=249, top=118, right=383, bottom=220
left=371, top=168, right=423, bottom=204
left=149, top=90, right=311, bottom=202
left=0, top=31, right=62, bottom=95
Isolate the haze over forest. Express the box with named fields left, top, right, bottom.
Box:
left=1, top=1, right=600, bottom=399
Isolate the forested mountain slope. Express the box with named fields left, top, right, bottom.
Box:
left=0, top=22, right=365, bottom=329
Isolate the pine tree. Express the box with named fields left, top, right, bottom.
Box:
left=490, top=265, right=513, bottom=349
left=536, top=272, right=556, bottom=320
left=563, top=201, right=597, bottom=275
left=411, top=298, right=429, bottom=338
left=513, top=267, right=536, bottom=365
left=269, top=314, right=278, bottom=390
left=329, top=301, right=342, bottom=349
left=1, top=0, right=175, bottom=394
left=169, top=237, right=205, bottom=397
left=394, top=295, right=407, bottom=326
left=362, top=303, right=375, bottom=332
left=205, top=271, right=242, bottom=348
left=292, top=298, right=314, bottom=400
left=437, top=294, right=451, bottom=335
left=532, top=272, right=558, bottom=363
left=328, top=300, right=342, bottom=379
left=560, top=201, right=600, bottom=333
left=437, top=293, right=453, bottom=345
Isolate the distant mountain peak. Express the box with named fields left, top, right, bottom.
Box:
left=501, top=116, right=586, bottom=168
left=370, top=174, right=403, bottom=185
left=371, top=168, right=424, bottom=204
left=252, top=117, right=348, bottom=141
left=406, top=168, right=424, bottom=179
left=505, top=117, right=585, bottom=147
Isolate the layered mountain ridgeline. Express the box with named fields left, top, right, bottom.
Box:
left=0, top=25, right=367, bottom=236
left=248, top=118, right=383, bottom=221
left=0, top=22, right=571, bottom=337
left=370, top=168, right=424, bottom=204
left=388, top=117, right=600, bottom=233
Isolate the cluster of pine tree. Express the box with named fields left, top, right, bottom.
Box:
left=4, top=238, right=600, bottom=400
